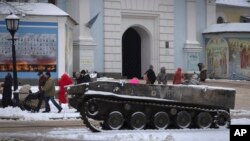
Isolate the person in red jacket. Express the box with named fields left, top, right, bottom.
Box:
left=58, top=73, right=73, bottom=105
left=173, top=68, right=185, bottom=84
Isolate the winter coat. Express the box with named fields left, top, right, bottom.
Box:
left=145, top=69, right=156, bottom=84
left=173, top=68, right=185, bottom=84
left=74, top=72, right=83, bottom=84
left=198, top=63, right=207, bottom=82
left=1, top=73, right=13, bottom=108
left=58, top=73, right=73, bottom=103
left=157, top=67, right=168, bottom=84
left=82, top=74, right=91, bottom=83
left=38, top=74, right=46, bottom=91
left=42, top=78, right=56, bottom=97
left=200, top=69, right=207, bottom=82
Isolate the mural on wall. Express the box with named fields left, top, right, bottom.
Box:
left=0, top=21, right=57, bottom=72
left=228, top=39, right=250, bottom=79
left=206, top=37, right=228, bottom=78
left=205, top=36, right=250, bottom=80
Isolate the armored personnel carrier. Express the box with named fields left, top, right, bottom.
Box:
left=66, top=80, right=235, bottom=132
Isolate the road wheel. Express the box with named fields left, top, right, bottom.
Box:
left=87, top=101, right=99, bottom=116
left=196, top=112, right=213, bottom=128
left=106, top=111, right=124, bottom=130
left=176, top=111, right=192, bottom=128
left=153, top=112, right=170, bottom=129
left=130, top=112, right=147, bottom=130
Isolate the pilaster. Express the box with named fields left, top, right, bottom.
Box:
left=69, top=0, right=96, bottom=72
left=184, top=0, right=202, bottom=72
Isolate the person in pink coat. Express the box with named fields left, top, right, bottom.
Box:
left=173, top=68, right=185, bottom=84
left=58, top=73, right=73, bottom=105
left=129, top=77, right=139, bottom=84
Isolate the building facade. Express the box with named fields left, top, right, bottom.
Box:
left=2, top=0, right=248, bottom=80
left=62, top=0, right=216, bottom=79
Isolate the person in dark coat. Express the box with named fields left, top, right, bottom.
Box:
left=80, top=70, right=91, bottom=83
left=173, top=68, right=185, bottom=84
left=34, top=70, right=47, bottom=112
left=197, top=63, right=207, bottom=82
left=75, top=72, right=84, bottom=84
left=1, top=73, right=13, bottom=108
left=144, top=65, right=156, bottom=84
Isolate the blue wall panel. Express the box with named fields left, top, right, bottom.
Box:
left=90, top=0, right=104, bottom=73
left=174, top=0, right=186, bottom=69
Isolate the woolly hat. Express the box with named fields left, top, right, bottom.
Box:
left=45, top=71, right=51, bottom=77
left=81, top=70, right=86, bottom=74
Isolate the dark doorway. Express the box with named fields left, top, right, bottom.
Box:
left=122, top=28, right=141, bottom=79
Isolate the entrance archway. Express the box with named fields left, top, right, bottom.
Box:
left=122, top=28, right=141, bottom=79
left=122, top=26, right=151, bottom=79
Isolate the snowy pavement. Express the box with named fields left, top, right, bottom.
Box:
left=0, top=104, right=80, bottom=121
left=0, top=118, right=250, bottom=141
left=0, top=105, right=250, bottom=141
left=1, top=127, right=231, bottom=141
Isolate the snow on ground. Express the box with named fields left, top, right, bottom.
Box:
left=231, top=109, right=250, bottom=119
left=0, top=104, right=80, bottom=120
left=28, top=127, right=230, bottom=141
left=0, top=120, right=250, bottom=141
left=0, top=106, right=250, bottom=141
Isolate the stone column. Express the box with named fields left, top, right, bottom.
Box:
left=183, top=0, right=202, bottom=72
left=57, top=18, right=66, bottom=77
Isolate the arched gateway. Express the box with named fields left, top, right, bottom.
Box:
left=122, top=26, right=151, bottom=79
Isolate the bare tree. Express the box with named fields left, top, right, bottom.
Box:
left=0, top=0, right=32, bottom=16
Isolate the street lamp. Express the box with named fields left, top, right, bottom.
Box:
left=5, top=13, right=20, bottom=92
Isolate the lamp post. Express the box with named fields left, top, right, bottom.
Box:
left=5, top=13, right=20, bottom=92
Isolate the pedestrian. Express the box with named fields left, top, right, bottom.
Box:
left=80, top=69, right=91, bottom=83
left=197, top=63, right=207, bottom=82
left=34, top=70, right=46, bottom=112
left=58, top=73, right=73, bottom=105
left=42, top=71, right=62, bottom=113
left=157, top=67, right=168, bottom=84
left=173, top=68, right=185, bottom=84
left=74, top=72, right=83, bottom=84
left=1, top=72, right=13, bottom=108
left=129, top=77, right=139, bottom=84
left=144, top=65, right=156, bottom=84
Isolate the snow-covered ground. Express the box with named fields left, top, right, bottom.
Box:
left=0, top=105, right=250, bottom=141
left=3, top=127, right=231, bottom=141
left=0, top=104, right=80, bottom=120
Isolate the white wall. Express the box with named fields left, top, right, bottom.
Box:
left=104, top=0, right=174, bottom=75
